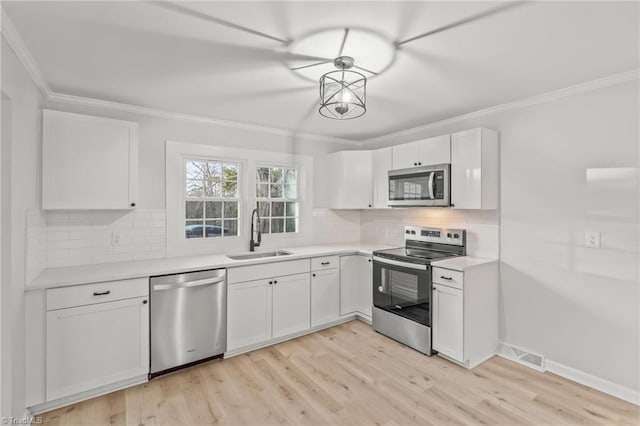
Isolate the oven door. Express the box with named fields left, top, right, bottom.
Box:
left=388, top=164, right=450, bottom=207
left=372, top=257, right=432, bottom=326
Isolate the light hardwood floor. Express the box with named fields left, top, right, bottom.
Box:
left=41, top=320, right=639, bottom=425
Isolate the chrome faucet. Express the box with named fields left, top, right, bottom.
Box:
left=250, top=208, right=261, bottom=251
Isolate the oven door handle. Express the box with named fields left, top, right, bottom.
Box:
left=373, top=256, right=428, bottom=271
left=428, top=172, right=435, bottom=199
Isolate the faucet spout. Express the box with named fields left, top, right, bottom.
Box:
left=250, top=208, right=261, bottom=251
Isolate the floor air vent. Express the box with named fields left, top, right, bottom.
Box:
left=499, top=343, right=545, bottom=371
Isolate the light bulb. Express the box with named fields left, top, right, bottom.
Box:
left=335, top=89, right=352, bottom=115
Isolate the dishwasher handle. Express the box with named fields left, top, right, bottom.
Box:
left=152, top=275, right=225, bottom=292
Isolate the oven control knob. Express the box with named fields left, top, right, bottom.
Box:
left=405, top=230, right=411, bottom=234
left=378, top=286, right=384, bottom=292
left=454, top=233, right=460, bottom=239
left=447, top=233, right=452, bottom=238
left=410, top=230, right=416, bottom=235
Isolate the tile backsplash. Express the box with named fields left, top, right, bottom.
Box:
left=27, top=209, right=167, bottom=270
left=360, top=208, right=500, bottom=259
left=311, top=209, right=361, bottom=244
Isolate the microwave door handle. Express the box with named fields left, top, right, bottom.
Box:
left=428, top=172, right=435, bottom=199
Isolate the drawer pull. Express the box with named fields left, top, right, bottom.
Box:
left=93, top=290, right=111, bottom=296
left=321, top=262, right=330, bottom=265
left=440, top=276, right=453, bottom=281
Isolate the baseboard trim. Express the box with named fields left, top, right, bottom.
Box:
left=28, top=374, right=148, bottom=415
left=546, top=360, right=640, bottom=406
left=224, top=315, right=359, bottom=358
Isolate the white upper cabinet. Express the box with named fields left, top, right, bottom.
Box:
left=326, top=150, right=373, bottom=209
left=391, top=134, right=451, bottom=169
left=42, top=109, right=138, bottom=210
left=371, top=147, right=392, bottom=208
left=451, top=128, right=499, bottom=210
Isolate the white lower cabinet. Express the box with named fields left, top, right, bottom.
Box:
left=311, top=268, right=340, bottom=327
left=227, top=279, right=272, bottom=350
left=227, top=269, right=311, bottom=352
left=340, top=254, right=373, bottom=318
left=432, top=284, right=463, bottom=362
left=430, top=263, right=498, bottom=368
left=46, top=284, right=149, bottom=401
left=272, top=273, right=311, bottom=338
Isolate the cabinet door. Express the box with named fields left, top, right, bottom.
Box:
left=272, top=273, right=311, bottom=338
left=358, top=256, right=373, bottom=317
left=392, top=141, right=420, bottom=169
left=42, top=110, right=138, bottom=210
left=227, top=279, right=272, bottom=351
left=372, top=147, right=392, bottom=208
left=418, top=134, right=451, bottom=165
left=432, top=284, right=464, bottom=362
left=328, top=151, right=373, bottom=209
left=46, top=297, right=149, bottom=401
left=451, top=129, right=483, bottom=209
left=311, top=269, right=340, bottom=327
left=340, top=255, right=372, bottom=316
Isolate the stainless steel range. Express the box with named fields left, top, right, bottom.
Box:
left=372, top=226, right=466, bottom=355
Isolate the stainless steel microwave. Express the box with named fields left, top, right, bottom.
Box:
left=388, top=164, right=451, bottom=207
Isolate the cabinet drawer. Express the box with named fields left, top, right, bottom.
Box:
left=228, top=259, right=310, bottom=284
left=432, top=267, right=464, bottom=290
left=311, top=256, right=339, bottom=271
left=46, top=278, right=148, bottom=311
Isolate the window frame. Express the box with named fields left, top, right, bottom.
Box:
left=255, top=165, right=300, bottom=236
left=182, top=156, right=243, bottom=241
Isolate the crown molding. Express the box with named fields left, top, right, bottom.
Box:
left=362, top=68, right=640, bottom=146
left=47, top=92, right=360, bottom=146
left=1, top=7, right=51, bottom=96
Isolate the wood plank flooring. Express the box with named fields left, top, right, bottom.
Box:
left=41, top=320, right=639, bottom=425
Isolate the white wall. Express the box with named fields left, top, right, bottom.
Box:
left=1, top=36, right=44, bottom=417
left=368, top=80, right=640, bottom=394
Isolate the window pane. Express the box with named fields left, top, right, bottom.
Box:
left=223, top=201, right=238, bottom=218
left=223, top=164, right=237, bottom=181
left=185, top=201, right=203, bottom=219
left=285, top=218, right=297, bottom=233
left=204, top=220, right=223, bottom=238
left=186, top=180, right=204, bottom=197
left=270, top=182, right=282, bottom=198
left=270, top=168, right=283, bottom=183
left=206, top=163, right=222, bottom=180
left=223, top=220, right=238, bottom=236
left=185, top=220, right=204, bottom=238
left=285, top=169, right=296, bottom=185
left=257, top=183, right=269, bottom=198
left=272, top=202, right=284, bottom=216
left=204, top=181, right=221, bottom=197
left=186, top=161, right=205, bottom=180
left=205, top=201, right=222, bottom=218
left=222, top=181, right=238, bottom=197
left=258, top=201, right=270, bottom=217
left=257, top=167, right=270, bottom=182
left=258, top=219, right=270, bottom=234
left=271, top=218, right=284, bottom=233
left=284, top=184, right=297, bottom=199
left=285, top=202, right=298, bottom=217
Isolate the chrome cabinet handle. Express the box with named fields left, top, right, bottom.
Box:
left=440, top=276, right=453, bottom=280
left=378, top=286, right=384, bottom=292
left=93, top=291, right=110, bottom=296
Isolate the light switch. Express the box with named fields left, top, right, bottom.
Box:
left=111, top=231, right=122, bottom=246
left=584, top=231, right=600, bottom=248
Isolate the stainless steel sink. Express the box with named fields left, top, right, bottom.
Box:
left=226, top=250, right=292, bottom=260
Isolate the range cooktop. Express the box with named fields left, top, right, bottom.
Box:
left=372, top=225, right=467, bottom=265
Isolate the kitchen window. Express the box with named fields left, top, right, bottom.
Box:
left=256, top=166, right=298, bottom=234
left=184, top=159, right=240, bottom=239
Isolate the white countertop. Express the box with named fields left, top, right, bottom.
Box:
left=28, top=242, right=498, bottom=289
left=28, top=242, right=391, bottom=290
left=431, top=256, right=498, bottom=271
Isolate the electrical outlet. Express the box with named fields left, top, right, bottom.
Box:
left=585, top=231, right=600, bottom=248
left=111, top=231, right=122, bottom=246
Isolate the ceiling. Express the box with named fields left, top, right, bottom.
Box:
left=3, top=1, right=639, bottom=141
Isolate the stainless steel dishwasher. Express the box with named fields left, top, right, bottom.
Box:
left=150, top=268, right=226, bottom=378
